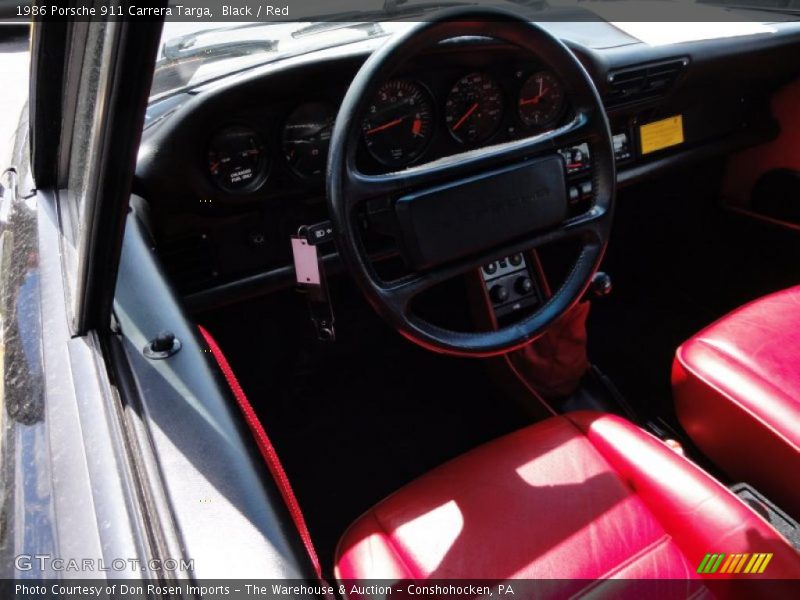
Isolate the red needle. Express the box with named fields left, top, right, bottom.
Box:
left=452, top=102, right=479, bottom=131
left=519, top=89, right=549, bottom=106
left=366, top=117, right=405, bottom=135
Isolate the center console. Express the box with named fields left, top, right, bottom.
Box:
left=481, top=253, right=543, bottom=319
left=479, top=129, right=632, bottom=321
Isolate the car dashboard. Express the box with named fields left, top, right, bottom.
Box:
left=134, top=20, right=800, bottom=311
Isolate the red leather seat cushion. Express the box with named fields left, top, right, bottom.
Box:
left=673, top=287, right=800, bottom=516
left=336, top=412, right=799, bottom=587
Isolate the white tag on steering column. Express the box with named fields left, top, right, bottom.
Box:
left=291, top=236, right=321, bottom=286
left=292, top=233, right=335, bottom=341
left=291, top=237, right=321, bottom=285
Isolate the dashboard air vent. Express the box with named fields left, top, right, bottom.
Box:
left=605, top=58, right=689, bottom=108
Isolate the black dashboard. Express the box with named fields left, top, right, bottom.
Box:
left=210, top=62, right=571, bottom=194
left=135, top=19, right=800, bottom=311
left=140, top=45, right=578, bottom=204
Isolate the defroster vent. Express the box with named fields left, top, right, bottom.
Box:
left=605, top=58, right=689, bottom=108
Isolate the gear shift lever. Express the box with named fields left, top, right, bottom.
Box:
left=587, top=272, right=612, bottom=300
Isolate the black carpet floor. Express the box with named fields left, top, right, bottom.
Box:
left=200, top=283, right=529, bottom=570
left=199, top=160, right=800, bottom=572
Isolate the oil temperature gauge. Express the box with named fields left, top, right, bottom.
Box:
left=282, top=102, right=336, bottom=180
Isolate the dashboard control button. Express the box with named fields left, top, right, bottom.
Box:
left=515, top=276, right=534, bottom=295
left=490, top=284, right=509, bottom=304
left=483, top=262, right=497, bottom=275
left=247, top=230, right=267, bottom=247
left=509, top=253, right=523, bottom=267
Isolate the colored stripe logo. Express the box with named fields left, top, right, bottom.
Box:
left=697, top=552, right=773, bottom=574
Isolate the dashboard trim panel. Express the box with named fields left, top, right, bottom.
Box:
left=136, top=23, right=800, bottom=309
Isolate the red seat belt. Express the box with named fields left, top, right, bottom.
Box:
left=198, top=326, right=322, bottom=578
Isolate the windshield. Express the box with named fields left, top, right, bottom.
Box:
left=151, top=0, right=798, bottom=100
left=153, top=19, right=404, bottom=99
left=152, top=0, right=540, bottom=99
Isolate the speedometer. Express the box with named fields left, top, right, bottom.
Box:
left=445, top=72, right=504, bottom=144
left=362, top=80, right=434, bottom=168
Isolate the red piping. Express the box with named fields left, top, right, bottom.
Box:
left=198, top=326, right=322, bottom=578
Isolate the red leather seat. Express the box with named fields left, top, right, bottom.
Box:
left=673, top=287, right=800, bottom=517
left=336, top=412, right=800, bottom=589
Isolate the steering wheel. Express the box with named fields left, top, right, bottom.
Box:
left=327, top=7, right=615, bottom=357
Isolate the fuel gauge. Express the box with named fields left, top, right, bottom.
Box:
left=207, top=126, right=269, bottom=193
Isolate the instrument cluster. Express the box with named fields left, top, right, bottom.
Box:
left=204, top=66, right=568, bottom=196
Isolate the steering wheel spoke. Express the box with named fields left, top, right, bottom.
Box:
left=345, top=111, right=592, bottom=210
left=549, top=205, right=608, bottom=245
left=377, top=206, right=595, bottom=310
left=376, top=272, right=439, bottom=313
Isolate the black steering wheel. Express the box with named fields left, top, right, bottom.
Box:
left=327, top=7, right=615, bottom=357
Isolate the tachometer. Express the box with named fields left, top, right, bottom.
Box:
left=207, top=126, right=269, bottom=193
left=445, top=72, right=504, bottom=144
left=518, top=71, right=565, bottom=128
left=282, top=102, right=336, bottom=180
left=362, top=80, right=434, bottom=168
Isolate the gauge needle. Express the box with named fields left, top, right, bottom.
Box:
left=411, top=117, right=423, bottom=137
left=519, top=89, right=549, bottom=106
left=366, top=117, right=405, bottom=135
left=452, top=102, right=479, bottom=131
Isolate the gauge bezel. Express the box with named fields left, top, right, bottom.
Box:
left=206, top=124, right=271, bottom=195
left=517, top=70, right=567, bottom=129
left=444, top=71, right=505, bottom=145
left=282, top=101, right=337, bottom=181
left=361, top=79, right=436, bottom=169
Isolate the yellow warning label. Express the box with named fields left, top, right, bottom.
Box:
left=640, top=115, right=684, bottom=155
